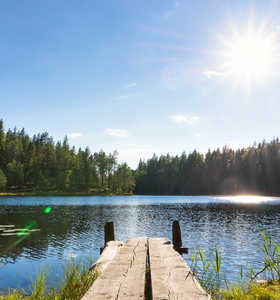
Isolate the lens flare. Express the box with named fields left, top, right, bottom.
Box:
left=17, top=220, right=36, bottom=237
left=212, top=18, right=280, bottom=93
left=44, top=207, right=52, bottom=214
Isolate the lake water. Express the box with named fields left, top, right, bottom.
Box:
left=0, top=195, right=280, bottom=293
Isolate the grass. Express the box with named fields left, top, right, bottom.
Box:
left=2, top=231, right=280, bottom=299
left=191, top=231, right=280, bottom=299
left=220, top=280, right=280, bottom=299
left=0, top=259, right=98, bottom=300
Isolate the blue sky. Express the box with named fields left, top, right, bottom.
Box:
left=1, top=0, right=280, bottom=168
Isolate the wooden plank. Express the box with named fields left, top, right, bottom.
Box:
left=149, top=238, right=211, bottom=300
left=90, top=241, right=123, bottom=274
left=82, top=237, right=147, bottom=300
left=82, top=240, right=123, bottom=300
left=117, top=238, right=147, bottom=300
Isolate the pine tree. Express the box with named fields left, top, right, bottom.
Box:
left=0, top=120, right=5, bottom=170
left=0, top=168, right=7, bottom=191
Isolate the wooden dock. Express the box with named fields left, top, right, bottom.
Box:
left=82, top=222, right=211, bottom=300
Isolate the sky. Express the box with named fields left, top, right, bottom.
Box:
left=1, top=0, right=280, bottom=168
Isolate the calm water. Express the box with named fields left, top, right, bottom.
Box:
left=0, top=195, right=280, bottom=293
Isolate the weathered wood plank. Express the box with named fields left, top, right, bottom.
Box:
left=82, top=237, right=147, bottom=300
left=149, top=238, right=211, bottom=300
left=82, top=240, right=123, bottom=300
left=91, top=241, right=123, bottom=274
left=117, top=238, right=147, bottom=299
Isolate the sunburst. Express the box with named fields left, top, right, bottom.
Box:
left=215, top=20, right=280, bottom=92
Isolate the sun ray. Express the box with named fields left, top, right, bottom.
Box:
left=211, top=18, right=280, bottom=94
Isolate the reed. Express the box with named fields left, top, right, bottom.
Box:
left=191, top=231, right=280, bottom=299
left=0, top=258, right=98, bottom=300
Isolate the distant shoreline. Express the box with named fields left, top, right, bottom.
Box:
left=0, top=191, right=133, bottom=197
left=0, top=192, right=278, bottom=197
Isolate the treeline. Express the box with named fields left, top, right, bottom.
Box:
left=0, top=120, right=135, bottom=194
left=1, top=120, right=280, bottom=196
left=134, top=139, right=280, bottom=195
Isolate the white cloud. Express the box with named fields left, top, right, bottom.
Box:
left=105, top=128, right=129, bottom=138
left=203, top=69, right=224, bottom=79
left=168, top=115, right=200, bottom=125
left=68, top=132, right=83, bottom=138
left=126, top=82, right=136, bottom=88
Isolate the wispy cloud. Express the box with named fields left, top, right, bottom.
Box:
left=168, top=115, right=200, bottom=125
left=68, top=132, right=83, bottom=138
left=126, top=82, right=136, bottom=88
left=203, top=69, right=224, bottom=79
left=105, top=128, right=129, bottom=138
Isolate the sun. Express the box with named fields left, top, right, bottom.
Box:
left=217, top=21, right=280, bottom=90
left=225, top=33, right=274, bottom=80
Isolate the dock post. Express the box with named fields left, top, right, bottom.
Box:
left=100, top=222, right=115, bottom=254
left=172, top=220, right=182, bottom=249
left=104, top=221, right=115, bottom=245
left=172, top=220, right=188, bottom=254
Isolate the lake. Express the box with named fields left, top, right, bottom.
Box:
left=0, top=195, right=280, bottom=293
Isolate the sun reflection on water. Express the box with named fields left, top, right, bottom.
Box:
left=217, top=195, right=276, bottom=204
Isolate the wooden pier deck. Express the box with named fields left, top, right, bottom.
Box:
left=82, top=222, right=211, bottom=300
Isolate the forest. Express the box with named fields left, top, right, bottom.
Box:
left=0, top=119, right=280, bottom=196
left=135, top=140, right=280, bottom=195
left=0, top=120, right=135, bottom=194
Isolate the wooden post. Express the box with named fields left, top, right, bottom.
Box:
left=172, top=220, right=182, bottom=249
left=100, top=222, right=115, bottom=254
left=104, top=221, right=115, bottom=246
left=172, top=220, right=188, bottom=254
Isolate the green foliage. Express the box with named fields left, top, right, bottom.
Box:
left=191, top=232, right=280, bottom=299
left=0, top=120, right=134, bottom=194
left=191, top=246, right=223, bottom=294
left=0, top=168, right=7, bottom=191
left=135, top=139, right=280, bottom=195
left=256, top=231, right=280, bottom=281
left=0, top=259, right=98, bottom=300
left=0, top=120, right=5, bottom=170
left=220, top=281, right=280, bottom=300
left=7, top=160, right=24, bottom=188
left=53, top=258, right=98, bottom=300
left=112, top=163, right=135, bottom=194
left=2, top=118, right=280, bottom=196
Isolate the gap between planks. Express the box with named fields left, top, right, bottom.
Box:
left=82, top=237, right=211, bottom=300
